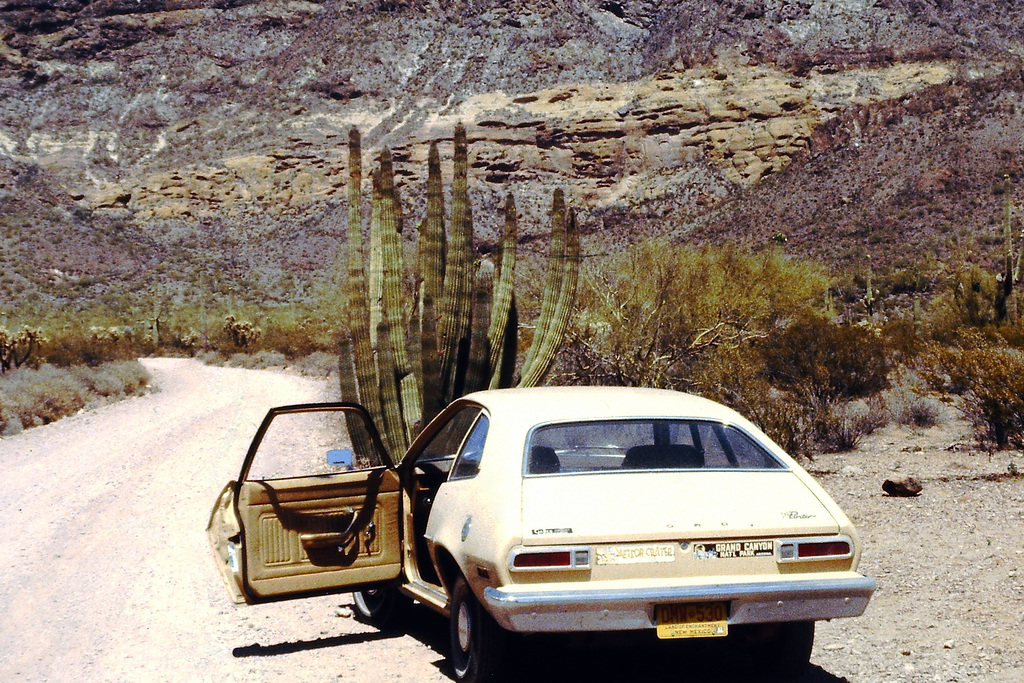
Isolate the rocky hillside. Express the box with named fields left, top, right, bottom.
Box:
left=2, top=0, right=1024, bottom=314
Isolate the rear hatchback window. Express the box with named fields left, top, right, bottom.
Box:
left=525, top=419, right=785, bottom=475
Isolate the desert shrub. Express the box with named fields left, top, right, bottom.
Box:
left=260, top=311, right=336, bottom=358
left=564, top=243, right=840, bottom=458
left=812, top=398, right=889, bottom=453
left=880, top=317, right=926, bottom=366
left=195, top=349, right=228, bottom=366
left=729, top=384, right=816, bottom=459
left=40, top=324, right=140, bottom=367
left=924, top=263, right=998, bottom=342
left=883, top=370, right=941, bottom=428
left=762, top=316, right=891, bottom=407
left=225, top=350, right=288, bottom=370
left=81, top=361, right=150, bottom=397
left=566, top=241, right=830, bottom=389
left=688, top=346, right=816, bottom=458
left=291, top=351, right=337, bottom=378
left=0, top=361, right=150, bottom=435
left=4, top=364, right=87, bottom=427
left=0, top=403, right=20, bottom=436
left=925, top=345, right=1024, bottom=449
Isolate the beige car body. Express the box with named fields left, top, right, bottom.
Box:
left=208, top=386, right=873, bottom=642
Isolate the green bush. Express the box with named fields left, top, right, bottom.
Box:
left=566, top=241, right=830, bottom=390
left=762, top=316, right=892, bottom=407
left=925, top=345, right=1024, bottom=449
left=39, top=325, right=142, bottom=367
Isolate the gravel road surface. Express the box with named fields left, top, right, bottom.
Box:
left=1, top=358, right=1021, bottom=682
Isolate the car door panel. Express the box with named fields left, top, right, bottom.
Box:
left=207, top=403, right=402, bottom=604
left=239, top=468, right=402, bottom=600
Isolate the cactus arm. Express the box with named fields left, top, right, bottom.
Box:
left=342, top=128, right=386, bottom=437
left=464, top=259, right=494, bottom=394
left=418, top=141, right=447, bottom=423
left=375, top=321, right=410, bottom=459
left=338, top=333, right=375, bottom=458
left=419, top=287, right=445, bottom=426
left=488, top=193, right=518, bottom=387
left=519, top=189, right=567, bottom=385
left=422, top=141, right=447, bottom=310
left=438, top=123, right=474, bottom=403
left=376, top=148, right=421, bottom=438
left=491, top=296, right=518, bottom=389
left=519, top=205, right=580, bottom=387
left=368, top=169, right=386, bottom=345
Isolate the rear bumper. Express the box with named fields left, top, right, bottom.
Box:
left=482, top=573, right=876, bottom=633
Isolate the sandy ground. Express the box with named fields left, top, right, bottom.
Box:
left=0, top=358, right=1021, bottom=682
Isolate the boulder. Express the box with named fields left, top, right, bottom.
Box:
left=882, top=476, right=923, bottom=497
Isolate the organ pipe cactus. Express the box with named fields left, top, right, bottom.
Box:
left=341, top=128, right=383, bottom=457
left=338, top=125, right=580, bottom=459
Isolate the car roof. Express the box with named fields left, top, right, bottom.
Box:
left=461, top=386, right=750, bottom=425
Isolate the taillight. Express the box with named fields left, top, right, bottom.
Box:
left=798, top=540, right=851, bottom=558
left=509, top=547, right=591, bottom=571
left=778, top=537, right=853, bottom=562
left=513, top=551, right=571, bottom=568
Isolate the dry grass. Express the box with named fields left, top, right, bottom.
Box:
left=0, top=361, right=150, bottom=436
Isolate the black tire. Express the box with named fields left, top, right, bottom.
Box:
left=449, top=576, right=509, bottom=683
left=351, top=585, right=411, bottom=630
left=745, top=620, right=815, bottom=679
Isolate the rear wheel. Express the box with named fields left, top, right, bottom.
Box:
left=743, top=620, right=815, bottom=679
left=449, top=576, right=509, bottom=683
left=351, top=585, right=411, bottom=630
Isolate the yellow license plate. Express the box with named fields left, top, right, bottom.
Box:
left=656, top=602, right=729, bottom=639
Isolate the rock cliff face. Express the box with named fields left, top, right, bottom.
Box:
left=84, top=57, right=969, bottom=223
left=2, top=0, right=1024, bottom=308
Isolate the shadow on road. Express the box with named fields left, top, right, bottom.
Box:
left=232, top=629, right=404, bottom=657
left=234, top=603, right=849, bottom=683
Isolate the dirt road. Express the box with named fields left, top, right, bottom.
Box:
left=0, top=358, right=450, bottom=683
left=1, top=358, right=1022, bottom=682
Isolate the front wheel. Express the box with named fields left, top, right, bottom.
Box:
left=351, top=585, right=411, bottom=630
left=449, top=577, right=510, bottom=683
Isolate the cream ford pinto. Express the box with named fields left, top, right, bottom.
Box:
left=208, top=387, right=875, bottom=681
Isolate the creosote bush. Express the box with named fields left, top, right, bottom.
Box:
left=761, top=315, right=892, bottom=407
left=564, top=241, right=894, bottom=458
left=924, top=343, right=1024, bottom=449
left=566, top=241, right=830, bottom=389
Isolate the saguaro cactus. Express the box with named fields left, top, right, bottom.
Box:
left=338, top=125, right=580, bottom=458
left=995, top=174, right=1024, bottom=322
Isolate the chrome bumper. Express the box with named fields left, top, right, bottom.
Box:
left=482, top=574, right=876, bottom=633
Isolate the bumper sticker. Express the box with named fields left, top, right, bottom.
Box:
left=595, top=544, right=676, bottom=565
left=693, top=540, right=775, bottom=559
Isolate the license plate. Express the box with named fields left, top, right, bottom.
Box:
left=656, top=602, right=729, bottom=639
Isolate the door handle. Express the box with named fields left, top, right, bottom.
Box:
left=298, top=508, right=358, bottom=549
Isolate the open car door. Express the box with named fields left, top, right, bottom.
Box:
left=207, top=403, right=402, bottom=604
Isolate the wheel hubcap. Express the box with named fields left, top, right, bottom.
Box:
left=457, top=602, right=472, bottom=652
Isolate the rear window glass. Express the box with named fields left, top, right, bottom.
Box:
left=525, top=419, right=785, bottom=475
